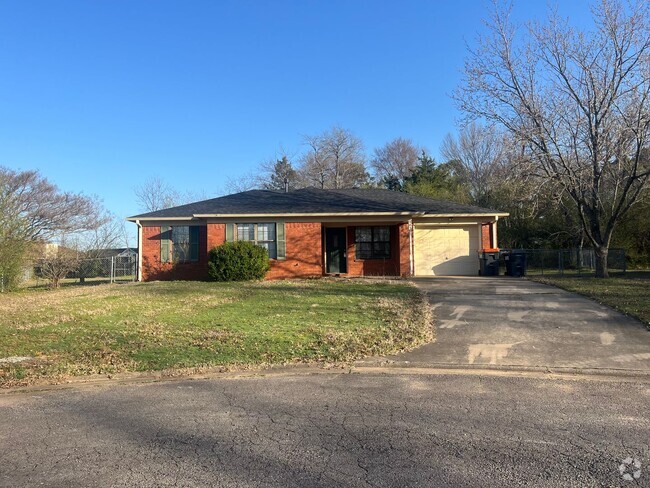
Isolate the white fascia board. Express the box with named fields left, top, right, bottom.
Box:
left=419, top=213, right=509, bottom=218
left=126, top=216, right=196, bottom=222
left=192, top=212, right=419, bottom=218
left=127, top=211, right=509, bottom=221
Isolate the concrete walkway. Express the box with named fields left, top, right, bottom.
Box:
left=359, top=277, right=650, bottom=373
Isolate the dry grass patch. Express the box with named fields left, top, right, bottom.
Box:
left=530, top=271, right=650, bottom=327
left=1, top=279, right=432, bottom=387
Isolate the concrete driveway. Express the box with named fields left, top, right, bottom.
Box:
left=363, top=277, right=650, bottom=373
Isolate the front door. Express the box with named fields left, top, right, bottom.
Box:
left=325, top=227, right=347, bottom=274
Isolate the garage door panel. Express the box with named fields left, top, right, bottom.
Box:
left=414, top=225, right=479, bottom=276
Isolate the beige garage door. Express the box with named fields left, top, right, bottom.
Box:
left=414, top=225, right=479, bottom=276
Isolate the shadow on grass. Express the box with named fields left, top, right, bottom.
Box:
left=128, top=279, right=416, bottom=301
left=20, top=279, right=115, bottom=292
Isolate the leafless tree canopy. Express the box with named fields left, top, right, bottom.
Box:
left=223, top=128, right=371, bottom=193
left=134, top=176, right=181, bottom=212
left=300, top=126, right=368, bottom=189
left=134, top=176, right=211, bottom=212
left=441, top=124, right=506, bottom=205
left=456, top=0, right=650, bottom=276
left=371, top=137, right=421, bottom=184
left=224, top=172, right=259, bottom=194
left=37, top=245, right=81, bottom=289
left=1, top=167, right=118, bottom=288
left=0, top=166, right=105, bottom=241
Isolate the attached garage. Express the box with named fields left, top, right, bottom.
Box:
left=414, top=224, right=480, bottom=276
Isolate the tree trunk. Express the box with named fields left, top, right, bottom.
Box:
left=594, top=246, right=609, bottom=278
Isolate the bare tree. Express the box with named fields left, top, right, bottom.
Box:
left=441, top=124, right=506, bottom=205
left=81, top=215, right=123, bottom=253
left=134, top=176, right=211, bottom=211
left=224, top=172, right=259, bottom=193
left=456, top=0, right=650, bottom=277
left=134, top=176, right=180, bottom=212
left=300, top=137, right=330, bottom=189
left=299, top=126, right=368, bottom=189
left=1, top=167, right=104, bottom=241
left=371, top=138, right=421, bottom=189
left=38, top=243, right=82, bottom=289
left=1, top=167, right=109, bottom=289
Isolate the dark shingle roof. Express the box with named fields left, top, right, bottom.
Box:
left=128, top=188, right=505, bottom=219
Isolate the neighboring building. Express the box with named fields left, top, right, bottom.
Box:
left=127, top=188, right=507, bottom=281
left=90, top=248, right=138, bottom=259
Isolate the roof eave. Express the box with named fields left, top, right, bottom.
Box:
left=126, top=211, right=509, bottom=221
left=419, top=212, right=510, bottom=218
left=192, top=211, right=420, bottom=218
left=126, top=216, right=198, bottom=222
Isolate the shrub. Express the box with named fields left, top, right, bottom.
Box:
left=208, top=241, right=270, bottom=281
left=0, top=239, right=29, bottom=292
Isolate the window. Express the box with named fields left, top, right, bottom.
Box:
left=355, top=226, right=391, bottom=259
left=236, top=223, right=277, bottom=259
left=237, top=223, right=254, bottom=241
left=172, top=226, right=191, bottom=262
left=161, top=226, right=199, bottom=263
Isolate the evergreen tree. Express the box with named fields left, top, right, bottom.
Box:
left=264, top=156, right=298, bottom=191
left=403, top=152, right=469, bottom=203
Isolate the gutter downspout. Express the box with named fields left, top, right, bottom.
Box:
left=408, top=219, right=414, bottom=277
left=135, top=219, right=143, bottom=282
left=493, top=216, right=499, bottom=249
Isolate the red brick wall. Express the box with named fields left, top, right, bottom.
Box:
left=481, top=223, right=496, bottom=250
left=345, top=225, right=403, bottom=277
left=398, top=222, right=411, bottom=277
left=141, top=225, right=209, bottom=281
left=266, top=222, right=323, bottom=279
left=141, top=221, right=413, bottom=281
left=207, top=223, right=226, bottom=251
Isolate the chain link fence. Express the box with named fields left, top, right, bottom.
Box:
left=500, top=248, right=626, bottom=277
left=30, top=255, right=138, bottom=287
left=77, top=255, right=138, bottom=283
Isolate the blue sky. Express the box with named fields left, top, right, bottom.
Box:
left=0, top=0, right=593, bottom=233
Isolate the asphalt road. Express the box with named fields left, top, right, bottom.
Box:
left=1, top=371, right=649, bottom=487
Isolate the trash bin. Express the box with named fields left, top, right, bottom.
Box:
left=479, top=250, right=500, bottom=276
left=503, top=250, right=526, bottom=277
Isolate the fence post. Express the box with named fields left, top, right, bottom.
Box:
left=110, top=256, right=114, bottom=284
left=577, top=248, right=581, bottom=276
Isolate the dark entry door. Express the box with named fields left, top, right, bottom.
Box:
left=325, top=227, right=347, bottom=274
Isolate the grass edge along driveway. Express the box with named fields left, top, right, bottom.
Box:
left=0, top=279, right=433, bottom=387
left=529, top=271, right=650, bottom=328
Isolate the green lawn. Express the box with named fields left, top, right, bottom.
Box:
left=530, top=271, right=650, bottom=327
left=0, top=279, right=432, bottom=387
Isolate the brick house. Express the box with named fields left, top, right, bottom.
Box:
left=127, top=188, right=507, bottom=281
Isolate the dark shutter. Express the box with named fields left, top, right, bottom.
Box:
left=276, top=221, right=286, bottom=260
left=190, top=226, right=200, bottom=261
